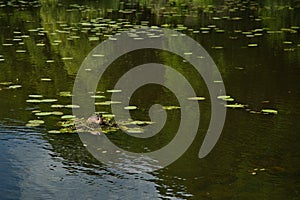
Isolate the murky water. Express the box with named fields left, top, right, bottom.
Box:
left=0, top=0, right=299, bottom=199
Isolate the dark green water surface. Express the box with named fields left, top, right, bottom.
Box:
left=0, top=0, right=299, bottom=199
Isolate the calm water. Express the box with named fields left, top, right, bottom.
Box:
left=0, top=0, right=299, bottom=199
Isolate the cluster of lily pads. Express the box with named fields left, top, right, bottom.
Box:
left=0, top=0, right=40, bottom=8
left=218, top=95, right=278, bottom=114
left=24, top=87, right=161, bottom=134
left=0, top=81, right=22, bottom=90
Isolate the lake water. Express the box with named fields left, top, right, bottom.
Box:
left=0, top=0, right=299, bottom=199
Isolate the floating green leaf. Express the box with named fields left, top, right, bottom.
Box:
left=163, top=106, right=180, bottom=110
left=26, top=123, right=41, bottom=127
left=65, top=104, right=80, bottom=109
left=91, top=95, right=105, bottom=99
left=59, top=91, right=73, bottom=97
left=51, top=104, right=65, bottom=108
left=261, top=109, right=278, bottom=114
left=61, top=115, right=76, bottom=119
left=28, top=94, right=43, bottom=98
left=95, top=101, right=121, bottom=106
left=0, top=82, right=13, bottom=86
left=107, top=89, right=122, bottom=93
left=248, top=43, right=258, bottom=47
left=26, top=99, right=42, bottom=103
left=48, top=130, right=61, bottom=134
left=8, top=85, right=22, bottom=89
left=187, top=97, right=206, bottom=101
left=41, top=78, right=52, bottom=81
left=225, top=104, right=245, bottom=108
left=124, top=106, right=138, bottom=110
left=41, top=99, right=58, bottom=103
left=51, top=111, right=64, bottom=116
left=35, top=112, right=53, bottom=116
left=102, top=114, right=115, bottom=118
left=28, top=120, right=45, bottom=124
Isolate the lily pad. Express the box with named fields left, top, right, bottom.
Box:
left=187, top=97, right=206, bottom=101
left=51, top=104, right=65, bottom=108
left=248, top=43, right=258, bottom=47
left=59, top=91, right=73, bottom=97
left=8, top=85, right=22, bottom=89
left=0, top=82, right=13, bottom=86
left=40, top=78, right=52, bottom=81
left=35, top=112, right=53, bottom=116
left=261, top=109, right=278, bottom=114
left=28, top=120, right=45, bottom=124
left=51, top=111, right=64, bottom=116
left=26, top=99, right=42, bottom=103
left=61, top=115, right=76, bottom=119
left=126, top=128, right=144, bottom=134
left=65, top=104, right=80, bottom=109
left=28, top=94, right=43, bottom=98
left=95, top=101, right=121, bottom=106
left=60, top=121, right=75, bottom=127
left=41, top=99, right=58, bottom=103
left=107, top=89, right=122, bottom=93
left=128, top=120, right=154, bottom=125
left=91, top=95, right=105, bottom=99
left=163, top=106, right=181, bottom=110
left=26, top=123, right=41, bottom=127
left=217, top=95, right=232, bottom=101
left=59, top=128, right=74, bottom=133
left=102, top=114, right=115, bottom=118
left=48, top=130, right=61, bottom=134
left=124, top=106, right=138, bottom=110
left=225, top=104, right=245, bottom=108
